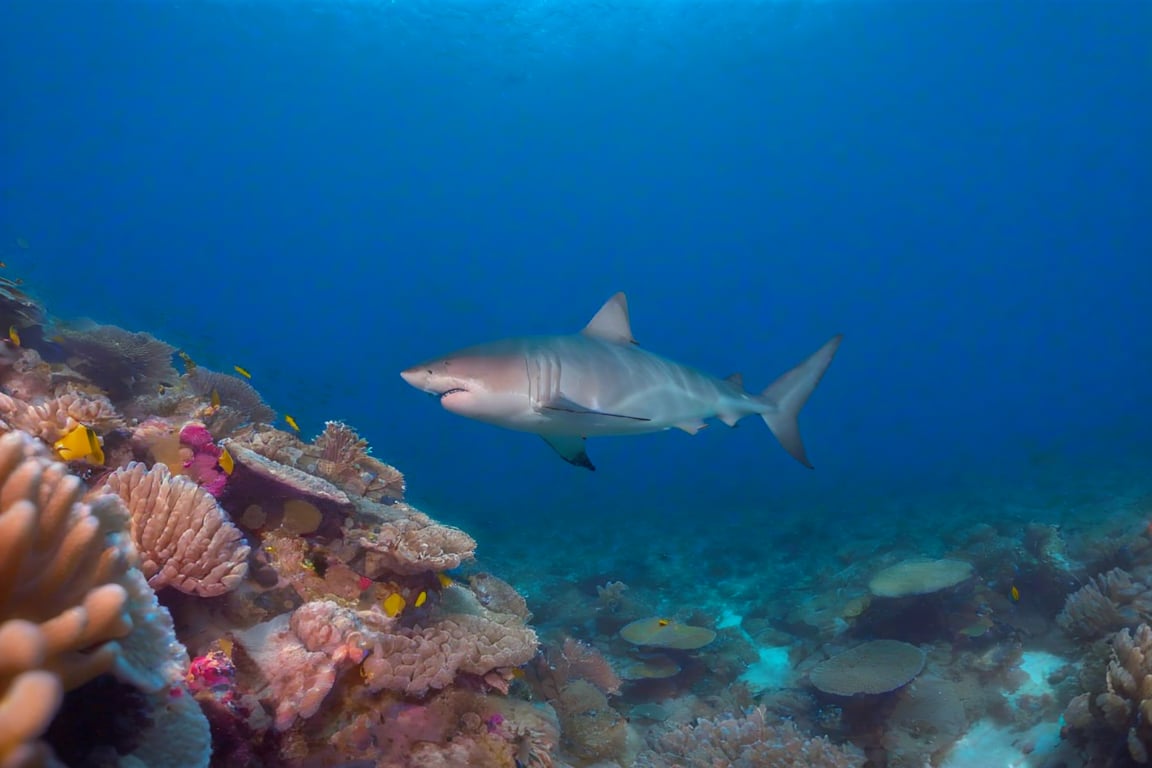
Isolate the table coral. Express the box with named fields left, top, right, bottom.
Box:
left=103, top=461, right=250, bottom=597
left=809, top=639, right=926, bottom=696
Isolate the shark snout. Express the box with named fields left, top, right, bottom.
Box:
left=400, top=366, right=425, bottom=389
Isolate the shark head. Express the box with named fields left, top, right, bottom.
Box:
left=400, top=341, right=532, bottom=423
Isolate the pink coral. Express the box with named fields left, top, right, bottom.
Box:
left=102, top=462, right=250, bottom=597
left=178, top=422, right=228, bottom=496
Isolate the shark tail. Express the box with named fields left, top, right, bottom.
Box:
left=758, top=334, right=843, bottom=468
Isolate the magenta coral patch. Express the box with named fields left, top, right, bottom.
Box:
left=179, top=422, right=228, bottom=496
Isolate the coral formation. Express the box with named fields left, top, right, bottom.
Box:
left=809, top=639, right=926, bottom=696
left=185, top=367, right=276, bottom=428
left=103, top=462, right=250, bottom=597
left=1058, top=567, right=1152, bottom=639
left=52, top=323, right=178, bottom=403
left=0, top=431, right=209, bottom=768
left=635, top=707, right=865, bottom=767
left=868, top=558, right=974, bottom=597
left=1064, top=623, right=1152, bottom=763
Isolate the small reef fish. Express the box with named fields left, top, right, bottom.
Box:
left=210, top=388, right=221, bottom=409
left=7, top=326, right=19, bottom=347
left=383, top=593, right=406, bottom=618
left=218, top=447, right=235, bottom=475
left=284, top=415, right=300, bottom=432
left=401, top=292, right=841, bottom=470
left=1010, top=585, right=1020, bottom=602
left=177, top=350, right=197, bottom=372
left=53, top=424, right=105, bottom=465
left=436, top=573, right=454, bottom=589
left=383, top=590, right=428, bottom=617
left=233, top=365, right=252, bottom=379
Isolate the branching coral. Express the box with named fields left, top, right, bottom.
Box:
left=1058, top=567, right=1152, bottom=639
left=312, top=421, right=405, bottom=501
left=635, top=707, right=865, bottom=768
left=1063, top=623, right=1152, bottom=763
left=103, top=462, right=250, bottom=597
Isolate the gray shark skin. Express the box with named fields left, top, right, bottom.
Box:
left=401, top=293, right=842, bottom=471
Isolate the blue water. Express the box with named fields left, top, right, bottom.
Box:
left=2, top=0, right=1150, bottom=550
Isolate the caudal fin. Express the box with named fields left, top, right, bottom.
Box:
left=759, top=334, right=843, bottom=468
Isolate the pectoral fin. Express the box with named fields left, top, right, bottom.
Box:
left=543, top=395, right=651, bottom=422
left=540, top=435, right=596, bottom=470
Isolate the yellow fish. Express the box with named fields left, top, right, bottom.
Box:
left=436, top=573, right=454, bottom=588
left=210, top=388, right=221, bottom=408
left=177, top=350, right=197, bottom=372
left=284, top=415, right=300, bottom=432
left=7, top=326, right=19, bottom=347
left=1010, top=585, right=1020, bottom=602
left=414, top=590, right=428, bottom=608
left=218, top=447, right=235, bottom=475
left=233, top=365, right=252, bottom=379
left=53, top=425, right=105, bottom=465
left=382, top=593, right=406, bottom=618
left=218, top=637, right=234, bottom=659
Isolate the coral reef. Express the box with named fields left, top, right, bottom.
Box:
left=10, top=279, right=1150, bottom=768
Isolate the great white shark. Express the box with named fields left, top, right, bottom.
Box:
left=401, top=293, right=842, bottom=470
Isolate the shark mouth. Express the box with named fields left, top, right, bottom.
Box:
left=438, top=388, right=467, bottom=400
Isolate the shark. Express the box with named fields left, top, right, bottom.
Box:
left=400, top=293, right=842, bottom=470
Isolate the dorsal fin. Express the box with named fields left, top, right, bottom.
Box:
left=724, top=372, right=744, bottom=389
left=581, top=292, right=637, bottom=345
